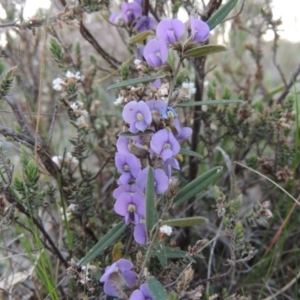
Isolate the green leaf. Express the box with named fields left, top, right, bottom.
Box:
left=107, top=74, right=165, bottom=91
left=174, top=166, right=223, bottom=205
left=162, top=216, right=207, bottom=227
left=153, top=242, right=167, bottom=267
left=128, top=30, right=152, bottom=45
left=179, top=148, right=202, bottom=159
left=118, top=129, right=154, bottom=137
left=147, top=277, right=169, bottom=300
left=184, top=44, right=227, bottom=58
left=145, top=167, right=158, bottom=236
left=177, top=99, right=244, bottom=107
left=78, top=222, right=126, bottom=266
left=207, top=0, right=238, bottom=30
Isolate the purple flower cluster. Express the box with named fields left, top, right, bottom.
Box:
left=143, top=17, right=210, bottom=67
left=110, top=0, right=155, bottom=32
left=100, top=258, right=153, bottom=299
left=113, top=99, right=192, bottom=244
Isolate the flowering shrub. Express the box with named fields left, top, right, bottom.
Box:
left=0, top=0, right=299, bottom=299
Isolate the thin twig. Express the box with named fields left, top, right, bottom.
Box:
left=34, top=1, right=53, bottom=162
left=206, top=219, right=223, bottom=293
left=276, top=63, right=300, bottom=104
left=48, top=102, right=58, bottom=147
left=223, top=0, right=246, bottom=23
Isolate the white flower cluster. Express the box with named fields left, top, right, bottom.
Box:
left=52, top=152, right=79, bottom=168
left=70, top=101, right=89, bottom=128
left=52, top=70, right=82, bottom=91
left=60, top=203, right=78, bottom=222
left=159, top=225, right=173, bottom=236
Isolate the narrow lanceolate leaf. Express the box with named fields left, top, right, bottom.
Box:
left=153, top=242, right=167, bottom=267
left=174, top=166, right=223, bottom=205
left=78, top=221, right=126, bottom=266
left=118, top=129, right=154, bottom=137
left=162, top=216, right=207, bottom=227
left=145, top=167, right=158, bottom=236
left=107, top=74, right=165, bottom=91
left=179, top=148, right=202, bottom=159
left=184, top=44, right=227, bottom=58
left=129, top=30, right=152, bottom=45
left=177, top=99, right=244, bottom=107
left=147, top=277, right=169, bottom=300
left=207, top=0, right=238, bottom=30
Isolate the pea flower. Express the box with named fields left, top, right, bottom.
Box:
left=161, top=106, right=178, bottom=120
left=109, top=12, right=122, bottom=24
left=100, top=259, right=137, bottom=297
left=122, top=101, right=152, bottom=133
left=190, top=16, right=210, bottom=43
left=135, top=16, right=156, bottom=32
left=156, top=19, right=185, bottom=43
left=143, top=39, right=168, bottom=67
left=122, top=2, right=142, bottom=22
left=133, top=223, right=147, bottom=245
left=113, top=183, right=142, bottom=200
left=117, top=136, right=131, bottom=154
left=150, top=129, right=180, bottom=161
left=115, top=153, right=141, bottom=184
left=114, top=191, right=145, bottom=224
left=136, top=167, right=169, bottom=195
left=130, top=283, right=154, bottom=300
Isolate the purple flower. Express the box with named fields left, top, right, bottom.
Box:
left=100, top=259, right=137, bottom=297
left=135, top=16, right=156, bottom=32
left=172, top=118, right=192, bottom=140
left=143, top=39, right=168, bottom=67
left=164, top=157, right=180, bottom=178
left=161, top=106, right=178, bottom=120
left=117, top=136, right=131, bottom=154
left=114, top=191, right=145, bottom=224
left=156, top=19, right=185, bottom=43
left=176, top=126, right=192, bottom=140
left=122, top=2, right=142, bottom=23
left=130, top=283, right=153, bottom=300
left=134, top=223, right=147, bottom=245
left=146, top=99, right=167, bottom=124
left=123, top=101, right=152, bottom=133
left=190, top=16, right=210, bottom=43
left=115, top=153, right=141, bottom=184
left=150, top=129, right=180, bottom=161
left=136, top=167, right=169, bottom=194
left=109, top=12, right=121, bottom=24
left=113, top=183, right=142, bottom=200
left=152, top=78, right=162, bottom=89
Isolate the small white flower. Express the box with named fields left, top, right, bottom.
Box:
left=60, top=204, right=78, bottom=221
left=66, top=70, right=81, bottom=80
left=210, top=123, right=218, bottom=131
left=70, top=101, right=84, bottom=110
left=182, top=82, right=196, bottom=98
left=134, top=59, right=142, bottom=65
left=52, top=78, right=65, bottom=91
left=159, top=225, right=173, bottom=236
left=52, top=155, right=62, bottom=167
left=114, top=96, right=124, bottom=106
left=65, top=152, right=79, bottom=167
left=75, top=115, right=89, bottom=128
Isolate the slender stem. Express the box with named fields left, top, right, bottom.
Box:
left=167, top=57, right=183, bottom=106
left=137, top=225, right=160, bottom=285
left=124, top=227, right=134, bottom=259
